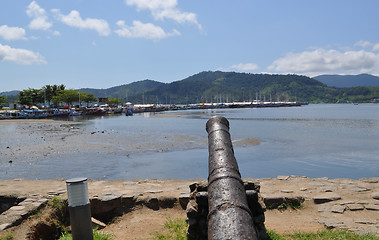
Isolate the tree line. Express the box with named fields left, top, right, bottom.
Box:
left=17, top=84, right=99, bottom=107
left=1, top=84, right=123, bottom=108
left=0, top=95, right=6, bottom=108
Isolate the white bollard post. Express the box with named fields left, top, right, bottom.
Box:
left=66, top=177, right=94, bottom=240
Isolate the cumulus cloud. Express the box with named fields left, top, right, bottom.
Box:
left=355, top=40, right=372, bottom=48
left=26, top=1, right=52, bottom=30
left=217, top=62, right=259, bottom=73
left=115, top=20, right=180, bottom=40
left=0, top=43, right=46, bottom=65
left=125, top=0, right=202, bottom=29
left=0, top=25, right=27, bottom=41
left=354, top=40, right=379, bottom=53
left=268, top=48, right=379, bottom=76
left=26, top=1, right=45, bottom=18
left=230, top=63, right=259, bottom=72
left=29, top=17, right=52, bottom=31
left=53, top=9, right=111, bottom=36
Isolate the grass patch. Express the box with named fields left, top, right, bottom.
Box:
left=277, top=203, right=288, bottom=210
left=150, top=218, right=188, bottom=240
left=274, top=201, right=303, bottom=211
left=48, top=196, right=70, bottom=227
left=267, top=230, right=283, bottom=240
left=145, top=219, right=378, bottom=240
left=58, top=228, right=114, bottom=240
left=287, top=200, right=303, bottom=210
left=0, top=233, right=14, bottom=240
left=267, top=229, right=379, bottom=240
left=29, top=209, right=42, bottom=219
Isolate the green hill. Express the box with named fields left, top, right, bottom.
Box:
left=0, top=90, right=20, bottom=96
left=314, top=74, right=379, bottom=88
left=79, top=79, right=165, bottom=100
left=70, top=71, right=379, bottom=104
left=126, top=71, right=334, bottom=104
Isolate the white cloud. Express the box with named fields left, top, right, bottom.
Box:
left=217, top=62, right=259, bottom=73
left=126, top=0, right=177, bottom=10
left=26, top=1, right=52, bottom=31
left=26, top=1, right=46, bottom=18
left=230, top=63, right=259, bottom=72
left=125, top=0, right=202, bottom=29
left=0, top=25, right=27, bottom=41
left=0, top=43, right=46, bottom=65
left=53, top=10, right=111, bottom=36
left=29, top=17, right=52, bottom=30
left=355, top=40, right=372, bottom=48
left=373, top=43, right=379, bottom=52
left=115, top=20, right=180, bottom=40
left=268, top=48, right=379, bottom=76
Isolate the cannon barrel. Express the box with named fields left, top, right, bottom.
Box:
left=206, top=116, right=258, bottom=240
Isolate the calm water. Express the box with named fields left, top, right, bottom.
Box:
left=2, top=104, right=379, bottom=180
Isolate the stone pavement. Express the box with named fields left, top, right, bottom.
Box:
left=0, top=177, right=378, bottom=235
left=258, top=176, right=379, bottom=235
left=0, top=196, right=48, bottom=231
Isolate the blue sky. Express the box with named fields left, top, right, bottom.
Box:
left=1, top=0, right=379, bottom=91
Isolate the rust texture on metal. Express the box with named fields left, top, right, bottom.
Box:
left=206, top=116, right=258, bottom=240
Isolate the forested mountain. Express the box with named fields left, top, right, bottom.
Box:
left=2, top=72, right=379, bottom=104
left=79, top=80, right=165, bottom=100
left=125, top=71, right=378, bottom=104
left=127, top=71, right=329, bottom=104
left=314, top=74, right=379, bottom=88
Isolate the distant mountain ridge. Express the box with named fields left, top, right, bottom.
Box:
left=79, top=79, right=165, bottom=99
left=1, top=71, right=378, bottom=104
left=314, top=74, right=379, bottom=88
left=129, top=71, right=325, bottom=104
left=0, top=90, right=20, bottom=96
left=0, top=80, right=164, bottom=98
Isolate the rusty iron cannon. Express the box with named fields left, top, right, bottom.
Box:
left=206, top=116, right=259, bottom=240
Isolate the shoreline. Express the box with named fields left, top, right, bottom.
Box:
left=0, top=101, right=307, bottom=120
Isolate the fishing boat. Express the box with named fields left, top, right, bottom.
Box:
left=22, top=109, right=48, bottom=119
left=69, top=109, right=83, bottom=116
left=125, top=109, right=133, bottom=116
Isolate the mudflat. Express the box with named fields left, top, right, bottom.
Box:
left=1, top=118, right=261, bottom=180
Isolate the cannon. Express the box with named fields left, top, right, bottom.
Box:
left=206, top=116, right=259, bottom=240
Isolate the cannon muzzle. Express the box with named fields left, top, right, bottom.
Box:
left=206, top=116, right=258, bottom=240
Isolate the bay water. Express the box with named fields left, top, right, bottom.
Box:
left=2, top=104, right=379, bottom=180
